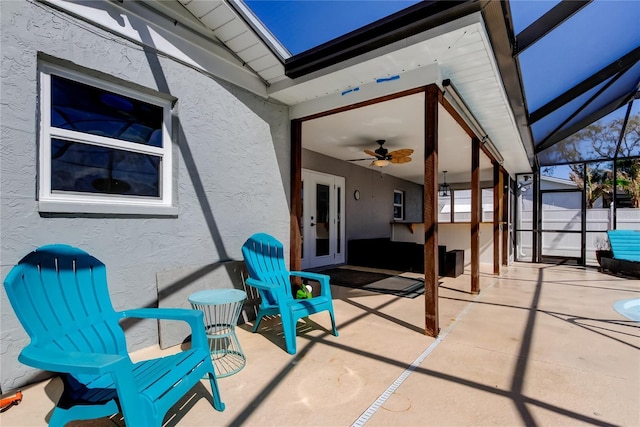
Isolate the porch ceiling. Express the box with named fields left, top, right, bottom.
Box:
left=167, top=0, right=532, bottom=183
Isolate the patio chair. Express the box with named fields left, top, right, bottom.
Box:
left=241, top=233, right=338, bottom=354
left=3, top=244, right=225, bottom=426
left=600, top=230, right=640, bottom=277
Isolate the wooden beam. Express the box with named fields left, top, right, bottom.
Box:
left=424, top=84, right=440, bottom=337
left=471, top=137, right=480, bottom=294
left=493, top=162, right=501, bottom=275
left=290, top=119, right=303, bottom=274
left=502, top=170, right=510, bottom=266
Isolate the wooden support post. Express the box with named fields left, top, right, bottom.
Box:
left=471, top=137, right=480, bottom=294
left=502, top=170, right=509, bottom=266
left=424, top=85, right=440, bottom=337
left=493, top=162, right=501, bottom=275
left=290, top=119, right=303, bottom=275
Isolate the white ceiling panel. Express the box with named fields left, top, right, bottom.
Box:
left=183, top=1, right=223, bottom=20
left=223, top=30, right=261, bottom=52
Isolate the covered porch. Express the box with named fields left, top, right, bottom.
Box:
left=2, top=262, right=638, bottom=426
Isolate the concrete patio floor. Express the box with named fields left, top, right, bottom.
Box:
left=1, top=262, right=638, bottom=426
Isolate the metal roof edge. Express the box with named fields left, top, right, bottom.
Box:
left=284, top=0, right=481, bottom=79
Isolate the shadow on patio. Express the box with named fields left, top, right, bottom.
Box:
left=1, top=263, right=638, bottom=426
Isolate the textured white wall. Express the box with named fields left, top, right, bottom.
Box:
left=0, top=1, right=289, bottom=391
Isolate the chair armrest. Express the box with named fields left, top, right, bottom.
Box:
left=19, top=345, right=129, bottom=376
left=245, top=277, right=278, bottom=291
left=121, top=308, right=207, bottom=349
left=290, top=271, right=333, bottom=298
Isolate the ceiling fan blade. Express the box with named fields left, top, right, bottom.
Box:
left=348, top=157, right=376, bottom=162
left=364, top=149, right=379, bottom=158
left=390, top=156, right=412, bottom=164
left=389, top=148, right=414, bottom=158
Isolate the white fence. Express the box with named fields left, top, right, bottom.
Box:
left=517, top=207, right=640, bottom=263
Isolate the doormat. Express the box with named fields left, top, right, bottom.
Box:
left=315, top=268, right=425, bottom=299
left=363, top=276, right=425, bottom=298
left=318, top=268, right=391, bottom=287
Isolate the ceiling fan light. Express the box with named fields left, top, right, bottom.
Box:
left=372, top=159, right=390, bottom=167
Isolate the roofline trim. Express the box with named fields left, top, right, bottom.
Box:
left=284, top=1, right=480, bottom=79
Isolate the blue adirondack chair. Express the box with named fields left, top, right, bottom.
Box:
left=3, top=244, right=225, bottom=426
left=607, top=230, right=640, bottom=262
left=241, top=233, right=338, bottom=354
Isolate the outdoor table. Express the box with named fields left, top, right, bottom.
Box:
left=188, top=288, right=247, bottom=378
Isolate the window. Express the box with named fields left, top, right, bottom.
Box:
left=38, top=63, right=174, bottom=214
left=482, top=188, right=494, bottom=222
left=438, top=193, right=451, bottom=223
left=453, top=189, right=471, bottom=222
left=443, top=187, right=494, bottom=223
left=393, top=190, right=404, bottom=220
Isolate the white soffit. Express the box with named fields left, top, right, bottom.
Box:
left=177, top=0, right=286, bottom=84
left=273, top=16, right=530, bottom=174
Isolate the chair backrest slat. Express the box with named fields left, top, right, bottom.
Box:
left=242, top=233, right=292, bottom=304
left=4, top=245, right=127, bottom=355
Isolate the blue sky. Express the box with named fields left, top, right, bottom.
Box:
left=244, top=1, right=419, bottom=55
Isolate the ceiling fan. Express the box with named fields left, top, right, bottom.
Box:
left=348, top=140, right=413, bottom=167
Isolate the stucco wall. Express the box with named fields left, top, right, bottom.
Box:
left=0, top=1, right=290, bottom=392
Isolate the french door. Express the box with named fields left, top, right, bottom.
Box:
left=301, top=170, right=345, bottom=269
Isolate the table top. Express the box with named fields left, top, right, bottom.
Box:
left=188, top=288, right=246, bottom=306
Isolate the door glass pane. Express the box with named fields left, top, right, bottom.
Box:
left=301, top=181, right=304, bottom=257
left=316, top=183, right=330, bottom=256
left=337, top=186, right=341, bottom=254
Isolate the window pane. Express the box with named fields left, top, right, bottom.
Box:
left=394, top=205, right=403, bottom=220
left=482, top=188, right=493, bottom=222
left=394, top=191, right=403, bottom=205
left=393, top=190, right=404, bottom=220
left=51, top=75, right=163, bottom=147
left=51, top=139, right=160, bottom=197
left=438, top=194, right=451, bottom=223
left=453, top=189, right=471, bottom=222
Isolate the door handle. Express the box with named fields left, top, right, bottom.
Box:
left=310, top=223, right=316, bottom=227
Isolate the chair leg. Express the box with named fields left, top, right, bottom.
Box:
left=329, top=309, right=339, bottom=337
left=280, top=313, right=297, bottom=355
left=49, top=389, right=120, bottom=427
left=207, top=372, right=226, bottom=411
left=252, top=311, right=265, bottom=332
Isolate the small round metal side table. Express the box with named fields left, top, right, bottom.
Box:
left=188, top=289, right=247, bottom=378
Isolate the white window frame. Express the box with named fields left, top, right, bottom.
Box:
left=393, top=189, right=405, bottom=220
left=38, top=63, right=175, bottom=215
